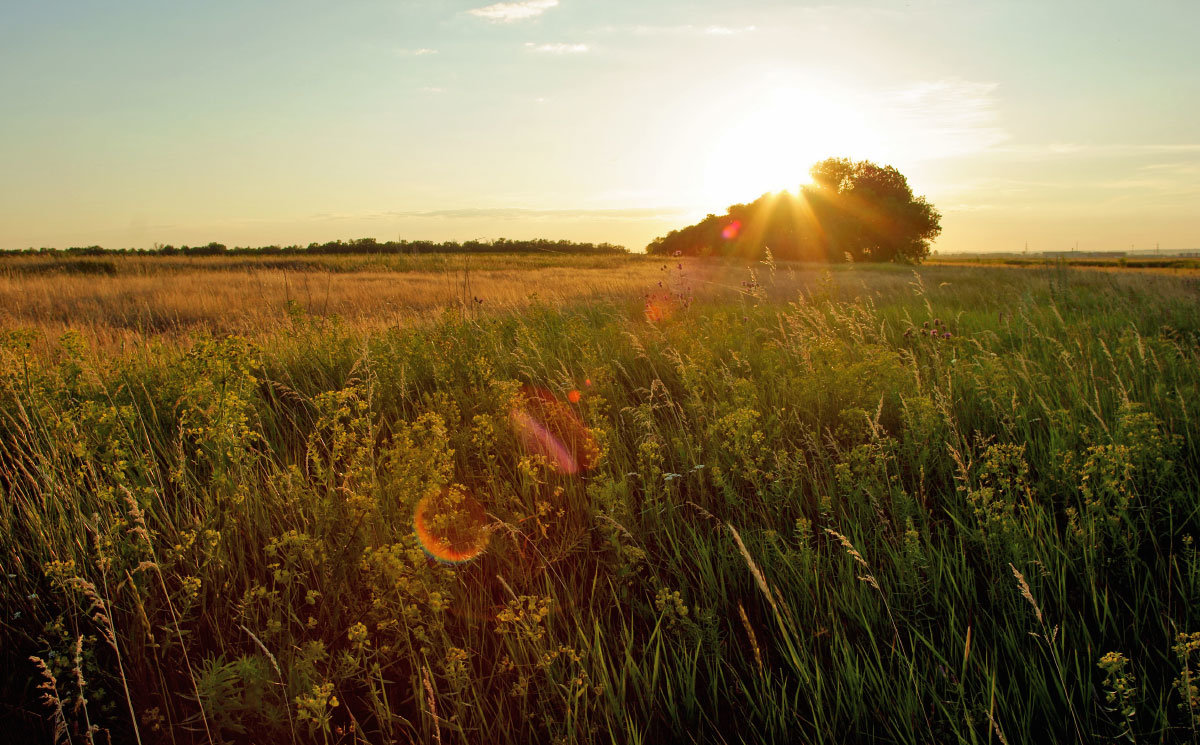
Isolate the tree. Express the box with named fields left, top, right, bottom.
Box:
left=805, top=158, right=942, bottom=263
left=647, top=157, right=942, bottom=263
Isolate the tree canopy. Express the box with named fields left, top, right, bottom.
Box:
left=647, top=158, right=942, bottom=263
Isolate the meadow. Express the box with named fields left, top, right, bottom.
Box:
left=2, top=254, right=1200, bottom=744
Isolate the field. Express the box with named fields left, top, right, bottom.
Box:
left=930, top=254, right=1200, bottom=277
left=3, top=254, right=1200, bottom=744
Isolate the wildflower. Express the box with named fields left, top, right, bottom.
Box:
left=931, top=329, right=939, bottom=338
left=347, top=622, right=369, bottom=650
left=672, top=250, right=682, bottom=257
left=1097, top=651, right=1137, bottom=732
left=942, top=331, right=952, bottom=339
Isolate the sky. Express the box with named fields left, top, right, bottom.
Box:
left=1, top=0, right=1197, bottom=253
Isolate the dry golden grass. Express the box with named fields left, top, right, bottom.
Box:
left=6, top=253, right=1198, bottom=356
left=0, top=261, right=669, bottom=343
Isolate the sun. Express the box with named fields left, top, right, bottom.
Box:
left=701, top=84, right=879, bottom=209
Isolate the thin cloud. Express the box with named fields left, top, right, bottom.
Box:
left=879, top=80, right=1010, bottom=159
left=524, top=42, right=588, bottom=54
left=395, top=48, right=438, bottom=56
left=468, top=0, right=558, bottom=23
left=703, top=25, right=757, bottom=35
left=611, top=23, right=757, bottom=36
left=997, top=143, right=1200, bottom=157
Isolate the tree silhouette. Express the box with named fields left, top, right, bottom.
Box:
left=648, top=158, right=942, bottom=263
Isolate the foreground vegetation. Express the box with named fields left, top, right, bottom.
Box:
left=2, top=260, right=1200, bottom=744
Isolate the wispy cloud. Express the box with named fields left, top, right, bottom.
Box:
left=395, top=48, right=438, bottom=56
left=703, top=25, right=757, bottom=35
left=880, top=80, right=1009, bottom=159
left=468, top=0, right=558, bottom=23
left=603, top=23, right=757, bottom=37
left=996, top=143, right=1200, bottom=157
left=524, top=42, right=588, bottom=54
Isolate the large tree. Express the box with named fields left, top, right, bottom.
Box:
left=647, top=158, right=942, bottom=263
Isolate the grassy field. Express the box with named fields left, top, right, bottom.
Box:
left=0, top=253, right=663, bottom=346
left=930, top=254, right=1200, bottom=276
left=3, top=254, right=1200, bottom=744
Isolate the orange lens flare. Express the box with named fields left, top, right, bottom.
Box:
left=643, top=292, right=675, bottom=322
left=413, top=488, right=489, bottom=563
left=722, top=220, right=742, bottom=240
left=511, top=386, right=597, bottom=475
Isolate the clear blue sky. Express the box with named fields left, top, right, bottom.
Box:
left=2, top=0, right=1197, bottom=252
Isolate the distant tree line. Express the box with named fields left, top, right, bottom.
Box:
left=647, top=158, right=942, bottom=263
left=5, top=237, right=628, bottom=257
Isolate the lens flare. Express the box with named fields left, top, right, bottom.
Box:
left=413, top=487, right=490, bottom=563
left=644, top=292, right=675, bottom=322
left=722, top=220, right=742, bottom=240
left=511, top=386, right=597, bottom=475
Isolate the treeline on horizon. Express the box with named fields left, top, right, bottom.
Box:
left=647, top=158, right=942, bottom=264
left=2, top=236, right=628, bottom=257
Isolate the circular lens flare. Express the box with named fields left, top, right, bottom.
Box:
left=722, top=220, right=742, bottom=240
left=413, top=487, right=490, bottom=563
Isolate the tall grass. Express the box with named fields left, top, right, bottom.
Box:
left=2, top=261, right=1199, bottom=743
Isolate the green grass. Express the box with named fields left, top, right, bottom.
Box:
left=2, top=263, right=1200, bottom=744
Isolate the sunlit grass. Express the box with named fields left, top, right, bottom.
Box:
left=2, top=258, right=1199, bottom=743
